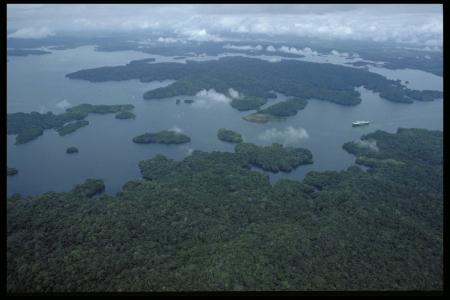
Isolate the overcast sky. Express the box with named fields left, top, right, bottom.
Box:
left=7, top=4, right=443, bottom=46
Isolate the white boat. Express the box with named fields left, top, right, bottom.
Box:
left=352, top=120, right=370, bottom=127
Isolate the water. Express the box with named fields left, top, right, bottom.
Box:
left=7, top=46, right=443, bottom=196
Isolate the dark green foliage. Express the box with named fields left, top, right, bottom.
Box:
left=56, top=120, right=89, bottom=136
left=7, top=168, right=18, bottom=176
left=133, top=130, right=191, bottom=144
left=230, top=95, right=268, bottom=111
left=217, top=128, right=243, bottom=143
left=7, top=129, right=442, bottom=291
left=66, top=56, right=441, bottom=107
left=71, top=179, right=105, bottom=198
left=66, top=104, right=134, bottom=114
left=258, top=98, right=308, bottom=117
left=7, top=104, right=134, bottom=144
left=66, top=147, right=79, bottom=154
left=14, top=126, right=44, bottom=144
left=7, top=49, right=51, bottom=56
left=115, top=111, right=136, bottom=119
left=235, top=143, right=313, bottom=173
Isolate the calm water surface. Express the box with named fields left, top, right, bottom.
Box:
left=7, top=46, right=443, bottom=196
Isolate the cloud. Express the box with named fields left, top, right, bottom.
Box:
left=354, top=139, right=379, bottom=152
left=228, top=88, right=241, bottom=99
left=55, top=99, right=71, bottom=108
left=157, top=37, right=179, bottom=43
left=331, top=49, right=350, bottom=57
left=6, top=4, right=442, bottom=46
left=8, top=27, right=55, bottom=39
left=258, top=126, right=309, bottom=145
left=223, top=44, right=263, bottom=51
left=265, top=45, right=318, bottom=56
left=178, top=28, right=223, bottom=42
left=169, top=126, right=183, bottom=133
left=193, top=89, right=232, bottom=107
left=278, top=46, right=318, bottom=56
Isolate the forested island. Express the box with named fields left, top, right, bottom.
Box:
left=115, top=111, right=136, bottom=119
left=66, top=56, right=442, bottom=108
left=7, top=104, right=135, bottom=144
left=243, top=98, right=308, bottom=123
left=66, top=146, right=79, bottom=154
left=217, top=128, right=243, bottom=143
left=7, top=128, right=442, bottom=291
left=133, top=130, right=191, bottom=144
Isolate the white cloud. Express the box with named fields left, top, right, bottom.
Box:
left=228, top=88, right=240, bottom=99
left=223, top=44, right=263, bottom=51
left=178, top=28, right=223, bottom=42
left=331, top=49, right=350, bottom=57
left=157, top=37, right=179, bottom=43
left=193, top=89, right=232, bottom=108
left=6, top=4, right=443, bottom=47
left=8, top=27, right=54, bottom=39
left=55, top=99, right=71, bottom=108
left=266, top=45, right=318, bottom=56
left=258, top=126, right=309, bottom=145
left=169, top=126, right=183, bottom=133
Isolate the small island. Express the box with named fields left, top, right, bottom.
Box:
left=71, top=178, right=105, bottom=198
left=176, top=99, right=181, bottom=105
left=184, top=99, right=195, bottom=104
left=57, top=120, right=89, bottom=136
left=217, top=128, right=243, bottom=143
left=7, top=167, right=18, bottom=176
left=243, top=98, right=308, bottom=123
left=133, top=130, right=191, bottom=144
left=66, top=146, right=79, bottom=154
left=235, top=142, right=313, bottom=173
left=242, top=113, right=283, bottom=124
left=115, top=111, right=136, bottom=119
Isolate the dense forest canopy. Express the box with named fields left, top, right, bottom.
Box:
left=7, top=128, right=442, bottom=291
left=66, top=56, right=442, bottom=107
left=133, top=130, right=191, bottom=144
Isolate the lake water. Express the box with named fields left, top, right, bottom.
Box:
left=7, top=46, right=443, bottom=197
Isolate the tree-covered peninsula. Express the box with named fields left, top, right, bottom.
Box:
left=133, top=130, right=191, bottom=144
left=7, top=128, right=442, bottom=291
left=217, top=128, right=243, bottom=143
left=66, top=56, right=442, bottom=107
left=56, top=120, right=89, bottom=136
left=7, top=49, right=52, bottom=57
left=7, top=104, right=135, bottom=144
